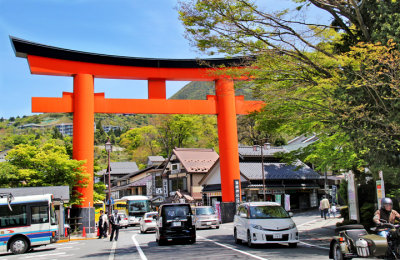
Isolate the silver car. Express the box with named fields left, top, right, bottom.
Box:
left=194, top=206, right=220, bottom=229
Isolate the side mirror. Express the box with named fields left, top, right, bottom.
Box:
left=240, top=213, right=247, bottom=218
left=288, top=212, right=293, bottom=217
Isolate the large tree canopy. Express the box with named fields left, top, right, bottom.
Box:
left=178, top=0, right=400, bottom=180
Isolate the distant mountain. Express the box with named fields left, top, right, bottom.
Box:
left=170, top=81, right=255, bottom=100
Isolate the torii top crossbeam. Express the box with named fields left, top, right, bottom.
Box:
left=10, top=37, right=264, bottom=212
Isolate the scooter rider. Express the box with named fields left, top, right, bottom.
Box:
left=373, top=197, right=400, bottom=237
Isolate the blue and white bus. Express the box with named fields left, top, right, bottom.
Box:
left=0, top=193, right=58, bottom=255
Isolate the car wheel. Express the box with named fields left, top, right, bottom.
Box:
left=234, top=228, right=242, bottom=244
left=332, top=241, right=344, bottom=260
left=289, top=243, right=297, bottom=248
left=189, top=237, right=196, bottom=244
left=10, top=237, right=28, bottom=255
left=157, top=238, right=165, bottom=246
left=247, top=230, right=253, bottom=248
left=216, top=225, right=220, bottom=229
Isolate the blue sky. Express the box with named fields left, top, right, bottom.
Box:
left=0, top=0, right=328, bottom=118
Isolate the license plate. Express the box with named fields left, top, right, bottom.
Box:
left=172, top=221, right=181, bottom=227
left=273, top=234, right=282, bottom=239
left=206, top=222, right=212, bottom=225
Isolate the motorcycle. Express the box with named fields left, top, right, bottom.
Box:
left=329, top=220, right=400, bottom=259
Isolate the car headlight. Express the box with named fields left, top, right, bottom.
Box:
left=251, top=224, right=263, bottom=230
left=289, top=223, right=296, bottom=229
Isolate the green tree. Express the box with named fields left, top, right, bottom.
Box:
left=0, top=142, right=89, bottom=205
left=52, top=126, right=63, bottom=140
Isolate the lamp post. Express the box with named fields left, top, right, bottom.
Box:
left=105, top=138, right=112, bottom=219
left=253, top=142, right=270, bottom=201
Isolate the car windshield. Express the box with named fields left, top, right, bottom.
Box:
left=249, top=205, right=290, bottom=219
left=163, top=205, right=191, bottom=221
left=195, top=207, right=215, bottom=215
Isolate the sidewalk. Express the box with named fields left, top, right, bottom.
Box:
left=298, top=216, right=343, bottom=249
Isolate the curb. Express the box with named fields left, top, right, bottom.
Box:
left=56, top=237, right=98, bottom=243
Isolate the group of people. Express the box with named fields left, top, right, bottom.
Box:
left=98, top=209, right=122, bottom=241
left=319, top=196, right=337, bottom=220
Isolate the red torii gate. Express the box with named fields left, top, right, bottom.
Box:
left=11, top=37, right=264, bottom=226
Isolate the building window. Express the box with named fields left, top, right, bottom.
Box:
left=155, top=175, right=163, bottom=188
left=169, top=177, right=187, bottom=192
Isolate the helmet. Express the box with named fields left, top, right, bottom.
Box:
left=381, top=198, right=393, bottom=209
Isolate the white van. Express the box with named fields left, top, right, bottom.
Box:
left=233, top=202, right=299, bottom=248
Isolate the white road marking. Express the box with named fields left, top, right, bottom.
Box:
left=198, top=236, right=269, bottom=260
left=108, top=240, right=117, bottom=260
left=299, top=241, right=330, bottom=250
left=23, top=252, right=66, bottom=258
left=131, top=234, right=147, bottom=260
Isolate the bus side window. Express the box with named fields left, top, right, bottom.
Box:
left=31, top=206, right=49, bottom=224
left=0, top=205, right=27, bottom=227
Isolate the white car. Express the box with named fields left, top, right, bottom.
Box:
left=117, top=213, right=129, bottom=229
left=233, top=202, right=299, bottom=248
left=139, top=211, right=158, bottom=233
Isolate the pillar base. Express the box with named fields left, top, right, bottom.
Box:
left=220, top=202, right=236, bottom=223
left=70, top=207, right=96, bottom=234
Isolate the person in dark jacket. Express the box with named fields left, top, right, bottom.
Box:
left=109, top=210, right=121, bottom=241
left=98, top=210, right=104, bottom=239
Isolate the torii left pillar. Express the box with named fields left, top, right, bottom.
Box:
left=72, top=74, right=95, bottom=231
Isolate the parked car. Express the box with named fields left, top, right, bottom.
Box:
left=233, top=202, right=299, bottom=248
left=194, top=206, right=219, bottom=229
left=118, top=212, right=129, bottom=228
left=155, top=203, right=196, bottom=245
left=140, top=211, right=158, bottom=233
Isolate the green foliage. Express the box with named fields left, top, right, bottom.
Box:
left=0, top=141, right=89, bottom=205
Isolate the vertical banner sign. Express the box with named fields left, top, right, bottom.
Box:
left=275, top=194, right=282, bottom=205
left=215, top=201, right=222, bottom=223
left=379, top=170, right=385, bottom=199
left=347, top=171, right=360, bottom=222
left=285, top=194, right=290, bottom=211
left=377, top=180, right=383, bottom=208
left=163, top=179, right=168, bottom=198
left=331, top=185, right=337, bottom=204
left=234, top=179, right=240, bottom=209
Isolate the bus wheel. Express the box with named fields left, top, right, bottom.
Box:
left=10, top=237, right=28, bottom=254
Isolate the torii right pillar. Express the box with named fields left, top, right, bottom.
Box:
left=216, top=78, right=241, bottom=223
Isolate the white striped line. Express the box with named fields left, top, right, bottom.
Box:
left=108, top=240, right=117, bottom=260
left=131, top=234, right=147, bottom=260
left=299, top=241, right=330, bottom=250
left=198, top=236, right=269, bottom=260
left=23, top=252, right=66, bottom=258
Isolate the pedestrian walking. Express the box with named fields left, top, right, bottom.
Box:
left=98, top=210, right=105, bottom=239
left=110, top=210, right=121, bottom=241
left=102, top=213, right=109, bottom=238
left=331, top=203, right=337, bottom=218
left=320, top=196, right=330, bottom=220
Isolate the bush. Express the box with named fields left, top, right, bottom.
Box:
left=340, top=206, right=349, bottom=220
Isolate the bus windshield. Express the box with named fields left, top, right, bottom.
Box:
left=128, top=200, right=150, bottom=216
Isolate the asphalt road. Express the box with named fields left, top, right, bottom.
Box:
left=1, top=211, right=331, bottom=260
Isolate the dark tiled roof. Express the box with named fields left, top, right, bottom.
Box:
left=239, top=161, right=321, bottom=180
left=173, top=148, right=219, bottom=173
left=238, top=146, right=285, bottom=157
left=283, top=134, right=319, bottom=152
left=148, top=156, right=165, bottom=162
left=98, top=162, right=139, bottom=175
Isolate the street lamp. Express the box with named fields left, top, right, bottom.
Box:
left=253, top=142, right=270, bottom=201
left=105, top=138, right=112, bottom=219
